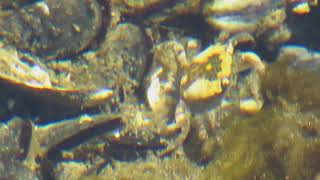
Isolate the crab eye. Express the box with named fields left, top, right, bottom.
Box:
left=221, top=78, right=230, bottom=86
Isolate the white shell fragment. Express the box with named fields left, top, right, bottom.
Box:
left=84, top=88, right=114, bottom=108
left=240, top=98, right=263, bottom=114
left=147, top=75, right=162, bottom=113
left=35, top=2, right=50, bottom=16
left=27, top=65, right=52, bottom=88
left=0, top=48, right=52, bottom=89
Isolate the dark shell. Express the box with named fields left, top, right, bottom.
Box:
left=0, top=119, right=41, bottom=180
left=203, top=0, right=285, bottom=33
left=0, top=0, right=39, bottom=9
left=0, top=0, right=106, bottom=60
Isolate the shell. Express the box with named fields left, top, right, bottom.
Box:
left=0, top=0, right=105, bottom=60
left=0, top=47, right=114, bottom=110
left=183, top=78, right=223, bottom=101
left=204, top=0, right=285, bottom=33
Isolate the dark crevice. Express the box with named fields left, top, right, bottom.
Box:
left=0, top=79, right=103, bottom=124
left=0, top=0, right=41, bottom=10
left=46, top=119, right=123, bottom=160
left=19, top=121, right=33, bottom=160
left=286, top=6, right=320, bottom=50
left=160, top=14, right=214, bottom=45
left=88, top=0, right=111, bottom=49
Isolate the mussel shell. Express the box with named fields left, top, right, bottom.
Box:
left=0, top=0, right=40, bottom=9
left=0, top=0, right=105, bottom=60
left=204, top=0, right=285, bottom=33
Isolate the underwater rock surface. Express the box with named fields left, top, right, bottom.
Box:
left=0, top=0, right=320, bottom=179
left=0, top=0, right=105, bottom=60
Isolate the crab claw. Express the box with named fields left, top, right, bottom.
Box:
left=158, top=100, right=191, bottom=157
left=238, top=51, right=266, bottom=76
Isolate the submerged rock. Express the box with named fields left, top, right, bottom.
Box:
left=263, top=45, right=320, bottom=109
left=203, top=0, right=286, bottom=33
left=0, top=0, right=105, bottom=60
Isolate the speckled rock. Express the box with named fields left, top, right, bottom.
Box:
left=0, top=0, right=105, bottom=60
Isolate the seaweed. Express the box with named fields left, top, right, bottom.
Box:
left=202, top=98, right=320, bottom=180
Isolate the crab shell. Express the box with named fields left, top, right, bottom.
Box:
left=181, top=43, right=233, bottom=102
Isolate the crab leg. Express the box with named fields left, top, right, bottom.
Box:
left=158, top=100, right=191, bottom=156
left=236, top=52, right=265, bottom=114
left=237, top=52, right=266, bottom=76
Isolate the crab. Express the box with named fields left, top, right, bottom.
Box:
left=146, top=38, right=266, bottom=156
left=0, top=1, right=318, bottom=179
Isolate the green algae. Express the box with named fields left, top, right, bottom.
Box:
left=201, top=101, right=320, bottom=180
left=79, top=156, right=201, bottom=180
left=200, top=55, right=320, bottom=179
left=63, top=51, right=320, bottom=180
left=201, top=109, right=277, bottom=180
left=263, top=51, right=320, bottom=110
left=72, top=100, right=320, bottom=180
